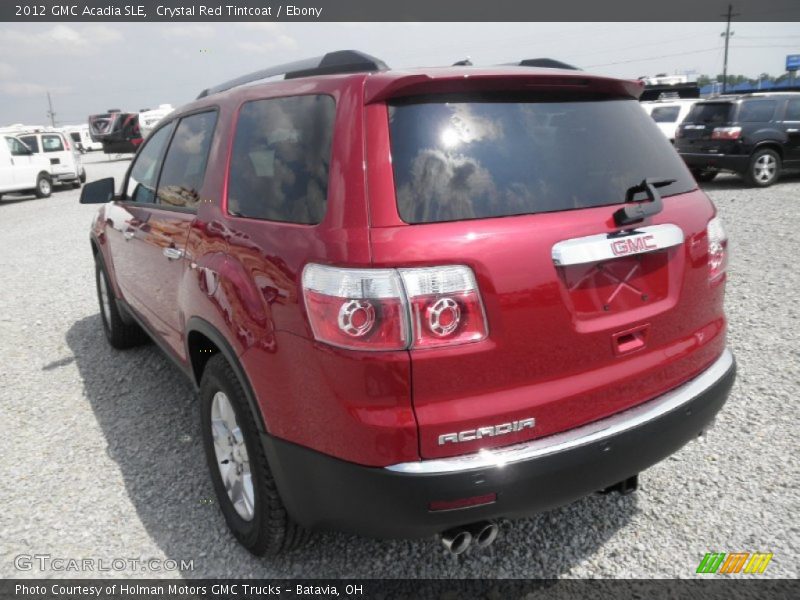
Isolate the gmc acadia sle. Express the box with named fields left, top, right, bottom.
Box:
left=80, top=51, right=736, bottom=555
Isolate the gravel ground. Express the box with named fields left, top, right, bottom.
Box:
left=1, top=154, right=798, bottom=579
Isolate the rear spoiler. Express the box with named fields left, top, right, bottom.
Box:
left=365, top=72, right=644, bottom=104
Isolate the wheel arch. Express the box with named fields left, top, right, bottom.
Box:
left=751, top=140, right=784, bottom=159
left=185, top=317, right=268, bottom=433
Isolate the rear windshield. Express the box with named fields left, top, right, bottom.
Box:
left=42, top=134, right=65, bottom=152
left=650, top=106, right=681, bottom=123
left=685, top=102, right=732, bottom=125
left=388, top=97, right=695, bottom=224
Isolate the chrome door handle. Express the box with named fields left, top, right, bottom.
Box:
left=787, top=128, right=799, bottom=133
left=163, top=247, right=184, bottom=260
left=123, top=229, right=135, bottom=240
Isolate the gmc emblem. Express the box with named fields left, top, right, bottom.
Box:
left=611, top=234, right=656, bottom=256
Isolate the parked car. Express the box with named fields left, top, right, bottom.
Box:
left=641, top=98, right=698, bottom=143
left=16, top=129, right=85, bottom=188
left=80, top=51, right=735, bottom=556
left=63, top=124, right=103, bottom=153
left=676, top=92, right=800, bottom=186
left=138, top=104, right=174, bottom=139
left=88, top=110, right=143, bottom=154
left=0, top=134, right=53, bottom=199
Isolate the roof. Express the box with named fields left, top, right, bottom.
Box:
left=187, top=50, right=642, bottom=108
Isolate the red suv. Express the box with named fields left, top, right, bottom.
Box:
left=80, top=51, right=736, bottom=556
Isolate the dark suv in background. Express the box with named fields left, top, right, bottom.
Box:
left=676, top=92, right=800, bottom=186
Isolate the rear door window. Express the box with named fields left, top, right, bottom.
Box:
left=42, top=134, right=65, bottom=152
left=125, top=122, right=175, bottom=204
left=685, top=103, right=732, bottom=125
left=388, top=97, right=695, bottom=224
left=227, top=94, right=335, bottom=224
left=785, top=99, right=800, bottom=121
left=157, top=111, right=217, bottom=209
left=650, top=106, right=681, bottom=123
left=18, top=135, right=39, bottom=153
left=738, top=100, right=777, bottom=123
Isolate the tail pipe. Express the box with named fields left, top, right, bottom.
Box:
left=440, top=520, right=499, bottom=554
left=599, top=474, right=639, bottom=495
left=440, top=528, right=472, bottom=555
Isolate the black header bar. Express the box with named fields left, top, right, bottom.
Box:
left=2, top=0, right=800, bottom=22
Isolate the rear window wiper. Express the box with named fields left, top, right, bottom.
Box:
left=614, top=178, right=675, bottom=227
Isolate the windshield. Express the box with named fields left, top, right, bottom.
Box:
left=388, top=97, right=695, bottom=224
left=685, top=103, right=732, bottom=125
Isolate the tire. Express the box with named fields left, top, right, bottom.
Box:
left=34, top=173, right=52, bottom=198
left=200, top=354, right=308, bottom=555
left=745, top=148, right=781, bottom=187
left=95, top=259, right=147, bottom=349
left=691, top=169, right=718, bottom=183
left=80, top=169, right=87, bottom=183
left=72, top=180, right=82, bottom=189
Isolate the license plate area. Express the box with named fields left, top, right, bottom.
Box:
left=558, top=251, right=671, bottom=318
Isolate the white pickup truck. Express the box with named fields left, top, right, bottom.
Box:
left=0, top=135, right=53, bottom=199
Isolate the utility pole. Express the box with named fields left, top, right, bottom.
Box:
left=720, top=4, right=739, bottom=93
left=46, top=91, right=56, bottom=127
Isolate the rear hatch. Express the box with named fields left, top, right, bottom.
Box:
left=368, top=86, right=726, bottom=459
left=676, top=101, right=735, bottom=153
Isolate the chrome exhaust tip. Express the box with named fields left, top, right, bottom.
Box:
left=440, top=528, right=472, bottom=555
left=467, top=521, right=499, bottom=548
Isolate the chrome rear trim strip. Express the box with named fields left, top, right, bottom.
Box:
left=385, top=349, right=733, bottom=474
left=551, top=223, right=684, bottom=266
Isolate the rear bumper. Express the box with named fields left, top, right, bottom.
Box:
left=680, top=152, right=750, bottom=173
left=264, top=349, right=735, bottom=539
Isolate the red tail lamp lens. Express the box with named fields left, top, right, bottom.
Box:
left=302, top=264, right=488, bottom=351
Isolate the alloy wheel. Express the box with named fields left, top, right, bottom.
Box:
left=753, top=154, right=777, bottom=184
left=210, top=391, right=255, bottom=521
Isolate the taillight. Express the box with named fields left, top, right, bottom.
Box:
left=400, top=266, right=488, bottom=349
left=707, top=216, right=728, bottom=282
left=711, top=127, right=742, bottom=140
left=301, top=265, right=408, bottom=351
left=302, top=264, right=488, bottom=351
left=63, top=136, right=70, bottom=151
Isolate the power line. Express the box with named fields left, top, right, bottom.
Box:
left=561, top=32, right=710, bottom=61
left=585, top=47, right=721, bottom=68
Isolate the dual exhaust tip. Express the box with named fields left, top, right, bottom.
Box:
left=440, top=521, right=499, bottom=555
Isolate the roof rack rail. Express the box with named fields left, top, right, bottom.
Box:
left=720, top=86, right=800, bottom=96
left=196, top=50, right=388, bottom=99
left=517, top=58, right=581, bottom=71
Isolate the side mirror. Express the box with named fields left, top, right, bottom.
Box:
left=80, top=177, right=115, bottom=204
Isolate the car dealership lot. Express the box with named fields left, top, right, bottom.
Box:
left=0, top=153, right=797, bottom=578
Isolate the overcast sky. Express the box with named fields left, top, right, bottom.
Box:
left=1, top=21, right=798, bottom=126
